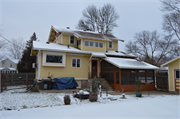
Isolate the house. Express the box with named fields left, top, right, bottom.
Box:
left=161, top=56, right=180, bottom=92
left=31, top=26, right=159, bottom=91
left=0, top=58, right=19, bottom=73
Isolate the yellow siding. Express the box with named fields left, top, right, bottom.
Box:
left=58, top=34, right=61, bottom=44
left=62, top=34, right=77, bottom=47
left=82, top=38, right=106, bottom=52
left=106, top=40, right=118, bottom=51
left=40, top=52, right=90, bottom=79
left=168, top=58, right=180, bottom=91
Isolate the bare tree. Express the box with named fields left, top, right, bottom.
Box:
left=125, top=30, right=178, bottom=66
left=160, top=0, right=180, bottom=40
left=76, top=3, right=119, bottom=34
left=7, top=38, right=25, bottom=59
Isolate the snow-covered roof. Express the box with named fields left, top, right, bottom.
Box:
left=105, top=50, right=136, bottom=58
left=33, top=41, right=134, bottom=59
left=161, top=56, right=180, bottom=67
left=91, top=52, right=107, bottom=58
left=0, top=67, right=17, bottom=71
left=52, top=26, right=124, bottom=42
left=104, top=57, right=159, bottom=69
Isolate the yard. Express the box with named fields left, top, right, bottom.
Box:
left=0, top=86, right=179, bottom=119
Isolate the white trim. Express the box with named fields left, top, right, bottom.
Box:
left=162, top=56, right=180, bottom=67
left=69, top=35, right=75, bottom=45
left=108, top=41, right=113, bottom=49
left=81, top=39, right=82, bottom=50
left=175, top=70, right=180, bottom=79
left=67, top=53, right=89, bottom=56
left=71, top=58, right=81, bottom=68
left=42, top=51, right=66, bottom=67
left=37, top=50, right=41, bottom=80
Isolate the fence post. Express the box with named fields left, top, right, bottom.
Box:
left=11, top=74, right=14, bottom=86
left=26, top=73, right=28, bottom=85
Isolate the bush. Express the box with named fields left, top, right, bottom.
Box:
left=135, top=79, right=142, bottom=92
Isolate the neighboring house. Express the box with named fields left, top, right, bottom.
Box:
left=161, top=56, right=180, bottom=92
left=0, top=58, right=19, bottom=73
left=31, top=26, right=158, bottom=91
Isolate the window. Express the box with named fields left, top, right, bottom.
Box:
left=77, top=39, right=81, bottom=47
left=70, top=36, right=75, bottom=44
left=46, top=55, right=63, bottom=63
left=43, top=51, right=66, bottom=67
left=90, top=41, right=94, bottom=47
left=99, top=42, right=103, bottom=48
left=84, top=40, right=103, bottom=48
left=72, top=58, right=81, bottom=68
left=95, top=42, right=98, bottom=47
left=2, top=62, right=4, bottom=67
left=85, top=41, right=89, bottom=46
left=176, top=70, right=180, bottom=79
left=109, top=42, right=113, bottom=48
left=10, top=63, right=12, bottom=67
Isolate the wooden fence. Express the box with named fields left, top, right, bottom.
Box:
left=2, top=73, right=35, bottom=86
left=156, top=72, right=168, bottom=91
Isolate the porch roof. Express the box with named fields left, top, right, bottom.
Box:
left=104, top=57, right=159, bottom=69
left=91, top=52, right=107, bottom=58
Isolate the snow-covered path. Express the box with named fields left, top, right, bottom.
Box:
left=1, top=95, right=179, bottom=119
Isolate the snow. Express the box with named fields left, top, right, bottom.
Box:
left=91, top=52, right=107, bottom=58
left=0, top=87, right=179, bottom=119
left=104, top=57, right=159, bottom=69
left=105, top=50, right=136, bottom=57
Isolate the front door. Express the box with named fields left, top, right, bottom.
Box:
left=91, top=60, right=98, bottom=78
left=174, top=69, right=180, bottom=91
left=114, top=70, right=120, bottom=91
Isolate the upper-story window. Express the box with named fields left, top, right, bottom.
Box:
left=10, top=63, right=12, bottom=67
left=69, top=36, right=75, bottom=44
left=2, top=62, right=4, bottom=67
left=108, top=41, right=113, bottom=48
left=84, top=40, right=103, bottom=48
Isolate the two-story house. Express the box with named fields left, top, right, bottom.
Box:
left=31, top=26, right=158, bottom=91
left=0, top=58, right=19, bottom=73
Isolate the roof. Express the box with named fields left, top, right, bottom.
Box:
left=52, top=26, right=124, bottom=42
left=32, top=41, right=135, bottom=58
left=0, top=67, right=17, bottom=71
left=0, top=58, right=19, bottom=64
left=105, top=50, right=136, bottom=58
left=104, top=57, right=159, bottom=69
left=161, top=56, right=180, bottom=67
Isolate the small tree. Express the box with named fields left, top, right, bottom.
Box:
left=135, top=79, right=142, bottom=92
left=17, top=32, right=37, bottom=73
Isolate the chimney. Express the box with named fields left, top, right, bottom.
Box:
left=67, top=27, right=70, bottom=29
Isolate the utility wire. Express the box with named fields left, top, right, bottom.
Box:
left=0, top=34, right=24, bottom=50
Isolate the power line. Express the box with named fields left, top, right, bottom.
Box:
left=0, top=34, right=24, bottom=50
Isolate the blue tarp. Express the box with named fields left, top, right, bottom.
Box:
left=53, top=77, right=78, bottom=90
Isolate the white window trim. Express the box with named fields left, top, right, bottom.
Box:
left=84, top=40, right=104, bottom=48
left=175, top=69, right=180, bottom=79
left=69, top=35, right=75, bottom=45
left=72, top=58, right=81, bottom=68
left=108, top=41, right=113, bottom=49
left=42, top=51, right=66, bottom=67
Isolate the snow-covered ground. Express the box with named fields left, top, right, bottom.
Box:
left=0, top=86, right=180, bottom=119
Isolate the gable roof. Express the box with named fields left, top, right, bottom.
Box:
left=51, top=26, right=124, bottom=42
left=161, top=56, right=180, bottom=67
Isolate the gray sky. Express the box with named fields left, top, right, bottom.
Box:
left=0, top=0, right=163, bottom=51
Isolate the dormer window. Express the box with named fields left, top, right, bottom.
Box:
left=2, top=62, right=4, bottom=67
left=10, top=63, right=12, bottom=67
left=69, top=36, right=75, bottom=44
left=109, top=41, right=113, bottom=48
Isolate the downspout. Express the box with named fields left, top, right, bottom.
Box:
left=37, top=50, right=41, bottom=80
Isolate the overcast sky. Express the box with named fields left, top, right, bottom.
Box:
left=0, top=0, right=163, bottom=51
